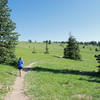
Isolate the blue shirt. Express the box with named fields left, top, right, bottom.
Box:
left=18, top=60, right=23, bottom=68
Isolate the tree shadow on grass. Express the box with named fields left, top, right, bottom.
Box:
left=79, top=77, right=100, bottom=83
left=23, top=68, right=32, bottom=72
left=52, top=55, right=83, bottom=61
left=87, top=79, right=100, bottom=83
left=31, top=66, right=100, bottom=77
left=23, top=67, right=100, bottom=83
left=52, top=55, right=63, bottom=58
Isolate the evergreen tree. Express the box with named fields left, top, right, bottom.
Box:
left=64, top=35, right=81, bottom=60
left=95, top=48, right=98, bottom=52
left=48, top=40, right=51, bottom=44
left=45, top=40, right=49, bottom=54
left=98, top=41, right=100, bottom=46
left=28, top=39, right=32, bottom=43
left=0, top=0, right=18, bottom=65
left=83, top=46, right=85, bottom=49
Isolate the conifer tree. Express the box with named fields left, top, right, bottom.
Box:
left=64, top=35, right=81, bottom=60
left=48, top=40, right=51, bottom=44
left=45, top=40, right=49, bottom=54
left=28, top=39, right=32, bottom=43
left=0, top=0, right=18, bottom=65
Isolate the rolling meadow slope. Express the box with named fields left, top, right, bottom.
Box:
left=16, top=42, right=100, bottom=100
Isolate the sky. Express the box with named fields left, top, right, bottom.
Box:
left=8, top=0, right=100, bottom=42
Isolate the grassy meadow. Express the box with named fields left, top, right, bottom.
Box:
left=0, top=42, right=100, bottom=100
left=17, top=42, right=100, bottom=100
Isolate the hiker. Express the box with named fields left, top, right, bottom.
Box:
left=18, top=57, right=24, bottom=77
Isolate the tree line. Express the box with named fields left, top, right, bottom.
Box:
left=29, top=40, right=100, bottom=46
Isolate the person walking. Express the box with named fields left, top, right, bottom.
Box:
left=18, top=57, right=23, bottom=77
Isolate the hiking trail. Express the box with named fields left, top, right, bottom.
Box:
left=4, top=62, right=36, bottom=100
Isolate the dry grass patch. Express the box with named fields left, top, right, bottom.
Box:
left=72, top=94, right=92, bottom=100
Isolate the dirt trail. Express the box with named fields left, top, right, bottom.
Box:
left=4, top=62, right=36, bottom=100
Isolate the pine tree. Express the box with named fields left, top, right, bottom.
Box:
left=48, top=40, right=51, bottom=44
left=45, top=40, right=49, bottom=54
left=95, top=48, right=98, bottom=52
left=64, top=35, right=81, bottom=60
left=0, top=0, right=18, bottom=65
left=28, top=39, right=32, bottom=43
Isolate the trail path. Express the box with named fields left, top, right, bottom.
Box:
left=4, top=62, right=36, bottom=100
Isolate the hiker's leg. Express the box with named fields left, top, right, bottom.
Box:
left=19, top=69, right=21, bottom=76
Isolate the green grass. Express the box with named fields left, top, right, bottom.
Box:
left=16, top=42, right=100, bottom=100
left=0, top=65, right=17, bottom=100
left=0, top=42, right=99, bottom=100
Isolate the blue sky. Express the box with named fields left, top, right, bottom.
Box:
left=8, top=0, right=100, bottom=42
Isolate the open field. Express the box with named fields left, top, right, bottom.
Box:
left=0, top=42, right=100, bottom=100
left=17, top=42, right=100, bottom=100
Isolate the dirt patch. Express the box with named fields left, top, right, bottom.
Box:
left=0, top=83, right=2, bottom=89
left=72, top=94, right=92, bottom=100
